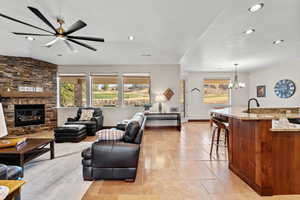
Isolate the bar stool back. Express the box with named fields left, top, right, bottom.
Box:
left=210, top=117, right=230, bottom=156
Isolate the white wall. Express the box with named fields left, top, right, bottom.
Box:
left=186, top=72, right=249, bottom=120
left=57, top=64, right=180, bottom=126
left=249, top=60, right=300, bottom=108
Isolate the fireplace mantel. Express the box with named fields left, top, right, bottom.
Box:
left=0, top=91, right=55, bottom=98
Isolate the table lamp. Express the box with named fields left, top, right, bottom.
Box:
left=155, top=95, right=166, bottom=113
left=0, top=103, right=8, bottom=138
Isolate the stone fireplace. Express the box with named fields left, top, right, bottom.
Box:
left=0, top=55, right=57, bottom=135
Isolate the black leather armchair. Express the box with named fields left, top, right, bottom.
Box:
left=66, top=107, right=104, bottom=136
left=82, top=113, right=146, bottom=181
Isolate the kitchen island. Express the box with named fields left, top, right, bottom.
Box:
left=211, top=107, right=300, bottom=196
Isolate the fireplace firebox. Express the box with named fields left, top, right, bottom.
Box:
left=14, top=104, right=45, bottom=127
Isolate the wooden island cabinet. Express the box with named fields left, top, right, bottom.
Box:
left=211, top=107, right=300, bottom=196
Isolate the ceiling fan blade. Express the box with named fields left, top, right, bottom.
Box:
left=67, top=39, right=97, bottom=51
left=12, top=32, right=53, bottom=36
left=45, top=37, right=60, bottom=47
left=64, top=20, right=87, bottom=35
left=27, top=6, right=59, bottom=34
left=64, top=40, right=76, bottom=52
left=67, top=36, right=104, bottom=42
left=0, top=13, right=54, bottom=34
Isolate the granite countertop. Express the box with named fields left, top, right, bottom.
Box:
left=210, top=107, right=300, bottom=121
left=270, top=128, right=300, bottom=132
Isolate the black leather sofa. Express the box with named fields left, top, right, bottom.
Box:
left=82, top=113, right=146, bottom=181
left=66, top=107, right=104, bottom=136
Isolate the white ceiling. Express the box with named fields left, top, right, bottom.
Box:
left=0, top=0, right=227, bottom=65
left=181, top=0, right=300, bottom=72
left=1, top=0, right=299, bottom=71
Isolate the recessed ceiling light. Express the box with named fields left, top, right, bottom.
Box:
left=273, top=40, right=284, bottom=45
left=128, top=35, right=135, bottom=41
left=141, top=54, right=151, bottom=57
left=25, top=36, right=35, bottom=41
left=248, top=3, right=264, bottom=13
left=57, top=54, right=63, bottom=57
left=244, top=29, right=255, bottom=35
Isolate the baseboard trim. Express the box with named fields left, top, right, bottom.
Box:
left=145, top=126, right=179, bottom=130
left=188, top=119, right=210, bottom=122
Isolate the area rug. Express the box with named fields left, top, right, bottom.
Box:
left=22, top=142, right=93, bottom=200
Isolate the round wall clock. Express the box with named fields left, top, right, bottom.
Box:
left=274, top=79, right=296, bottom=98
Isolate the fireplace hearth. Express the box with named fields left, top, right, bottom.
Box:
left=15, top=104, right=45, bottom=127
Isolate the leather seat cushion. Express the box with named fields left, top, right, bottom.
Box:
left=54, top=125, right=86, bottom=133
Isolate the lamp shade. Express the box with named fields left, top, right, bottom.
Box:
left=0, top=103, right=8, bottom=138
left=155, top=95, right=166, bottom=103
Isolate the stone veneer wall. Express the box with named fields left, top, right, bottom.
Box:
left=0, top=55, right=57, bottom=135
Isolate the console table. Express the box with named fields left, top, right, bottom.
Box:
left=145, top=112, right=181, bottom=131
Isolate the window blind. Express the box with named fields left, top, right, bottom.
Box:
left=92, top=75, right=118, bottom=84
left=123, top=76, right=150, bottom=85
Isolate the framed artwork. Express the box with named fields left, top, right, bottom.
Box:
left=163, top=88, right=174, bottom=100
left=257, top=85, right=266, bottom=97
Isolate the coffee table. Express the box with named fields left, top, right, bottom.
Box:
left=0, top=138, right=54, bottom=175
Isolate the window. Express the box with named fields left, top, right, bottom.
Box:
left=58, top=73, right=151, bottom=107
left=91, top=75, right=118, bottom=107
left=123, top=75, right=151, bottom=106
left=59, top=75, right=87, bottom=107
left=203, top=79, right=230, bottom=104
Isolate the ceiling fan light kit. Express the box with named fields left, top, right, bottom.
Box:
left=0, top=6, right=105, bottom=52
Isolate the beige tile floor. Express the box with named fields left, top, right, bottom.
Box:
left=81, top=122, right=300, bottom=200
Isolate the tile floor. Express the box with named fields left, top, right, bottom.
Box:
left=81, top=122, right=300, bottom=200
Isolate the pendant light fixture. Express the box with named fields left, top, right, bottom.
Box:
left=228, top=64, right=246, bottom=89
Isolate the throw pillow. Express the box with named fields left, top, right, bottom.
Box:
left=79, top=109, right=94, bottom=121
left=97, top=129, right=125, bottom=141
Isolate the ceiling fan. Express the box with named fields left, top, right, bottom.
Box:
left=0, top=6, right=104, bottom=51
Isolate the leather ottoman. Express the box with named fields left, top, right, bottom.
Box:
left=54, top=125, right=87, bottom=143
left=65, top=121, right=97, bottom=136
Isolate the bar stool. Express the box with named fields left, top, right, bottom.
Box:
left=209, top=118, right=230, bottom=156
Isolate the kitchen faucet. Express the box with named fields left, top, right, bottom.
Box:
left=247, top=98, right=260, bottom=113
